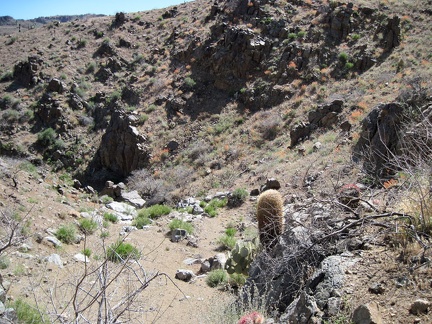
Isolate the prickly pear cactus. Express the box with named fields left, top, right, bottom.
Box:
left=225, top=240, right=258, bottom=275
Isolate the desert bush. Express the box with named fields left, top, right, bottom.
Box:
left=138, top=204, right=172, bottom=219
left=86, top=61, right=97, bottom=73
left=82, top=248, right=92, bottom=257
left=204, top=198, right=228, bottom=217
left=77, top=39, right=87, bottom=48
left=218, top=234, right=237, bottom=250
left=127, top=169, right=174, bottom=204
left=103, top=212, right=118, bottom=223
left=184, top=76, right=196, bottom=89
left=218, top=226, right=237, bottom=250
left=55, top=224, right=77, bottom=244
left=107, top=239, right=141, bottom=263
left=168, top=219, right=194, bottom=234
left=206, top=269, right=228, bottom=288
left=0, top=70, right=13, bottom=82
left=132, top=215, right=152, bottom=229
left=338, top=52, right=349, bottom=63
left=229, top=188, right=249, bottom=207
left=78, top=218, right=98, bottom=235
left=0, top=255, right=10, bottom=269
left=37, top=127, right=56, bottom=147
left=253, top=111, right=282, bottom=141
left=9, top=298, right=48, bottom=324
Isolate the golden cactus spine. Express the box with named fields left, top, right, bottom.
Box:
left=256, top=189, right=284, bottom=249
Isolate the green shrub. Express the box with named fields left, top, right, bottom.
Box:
left=78, top=218, right=98, bottom=235
left=225, top=227, right=237, bottom=237
left=218, top=234, right=237, bottom=250
left=204, top=204, right=217, bottom=217
left=9, top=298, right=48, bottom=324
left=338, top=52, right=349, bottom=63
left=138, top=204, right=172, bottom=219
left=132, top=215, right=152, bottom=229
left=229, top=273, right=247, bottom=287
left=107, top=240, right=141, bottom=263
left=206, top=269, right=228, bottom=288
left=297, top=30, right=306, bottom=38
left=351, top=33, right=360, bottom=41
left=288, top=32, right=297, bottom=40
left=37, top=128, right=56, bottom=146
left=230, top=188, right=249, bottom=206
left=204, top=198, right=227, bottom=217
left=0, top=256, right=10, bottom=269
left=100, top=195, right=113, bottom=204
left=169, top=219, right=194, bottom=234
left=86, top=61, right=97, bottom=73
left=82, top=248, right=92, bottom=257
left=345, top=62, right=354, bottom=70
left=18, top=161, right=38, bottom=177
left=184, top=76, right=196, bottom=88
left=0, top=70, right=13, bottom=82
left=55, top=224, right=77, bottom=244
left=103, top=212, right=118, bottom=223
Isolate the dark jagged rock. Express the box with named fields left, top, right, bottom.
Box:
left=353, top=102, right=404, bottom=175
left=290, top=122, right=311, bottom=147
left=308, top=99, right=344, bottom=129
left=47, top=78, right=66, bottom=94
left=13, top=56, right=43, bottom=86
left=92, top=109, right=150, bottom=178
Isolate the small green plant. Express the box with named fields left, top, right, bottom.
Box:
left=345, top=62, right=354, bottom=70
left=338, top=52, right=349, bottom=63
left=138, top=204, right=172, bottom=219
left=351, top=33, right=360, bottom=41
left=297, top=30, right=306, bottom=38
left=103, top=212, right=118, bottom=223
left=107, top=239, right=141, bottom=263
left=0, top=256, right=10, bottom=269
left=184, top=76, right=196, bottom=89
left=9, top=298, right=48, bottom=324
left=108, top=90, right=121, bottom=103
left=288, top=32, right=297, bottom=41
left=100, top=195, right=113, bottom=204
left=0, top=70, right=13, bottom=82
left=37, top=127, right=56, bottom=146
left=86, top=61, right=97, bottom=73
left=139, top=113, right=149, bottom=124
left=218, top=235, right=237, bottom=250
left=55, top=224, right=77, bottom=244
left=169, top=219, right=194, bottom=234
left=78, top=218, right=98, bottom=235
left=206, top=269, right=228, bottom=288
left=6, top=36, right=17, bottom=45
left=82, top=248, right=92, bottom=257
left=229, top=188, right=249, bottom=207
left=147, top=104, right=157, bottom=112
left=228, top=273, right=247, bottom=287
left=132, top=215, right=152, bottom=229
left=204, top=198, right=227, bottom=217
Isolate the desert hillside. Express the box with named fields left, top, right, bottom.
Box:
left=0, top=0, right=432, bottom=323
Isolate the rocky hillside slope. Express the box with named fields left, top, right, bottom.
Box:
left=0, top=0, right=432, bottom=323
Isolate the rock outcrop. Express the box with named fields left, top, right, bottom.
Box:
left=92, top=109, right=150, bottom=178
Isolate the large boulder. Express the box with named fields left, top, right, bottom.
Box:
left=94, top=110, right=150, bottom=178
left=13, top=55, right=43, bottom=86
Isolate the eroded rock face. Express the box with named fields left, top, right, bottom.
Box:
left=13, top=55, right=43, bottom=86
left=94, top=109, right=150, bottom=177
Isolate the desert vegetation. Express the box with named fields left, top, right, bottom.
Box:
left=0, top=0, right=432, bottom=323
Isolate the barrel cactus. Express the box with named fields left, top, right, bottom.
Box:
left=225, top=240, right=258, bottom=275
left=256, top=189, right=284, bottom=250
